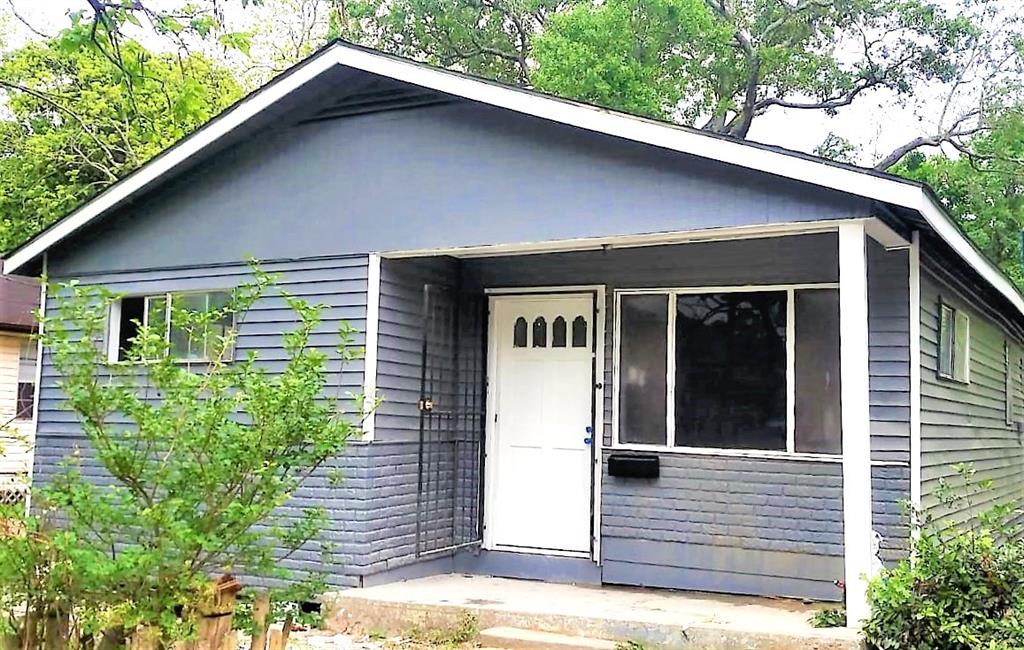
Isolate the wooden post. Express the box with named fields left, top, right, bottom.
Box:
left=250, top=592, right=270, bottom=650
left=279, top=615, right=293, bottom=649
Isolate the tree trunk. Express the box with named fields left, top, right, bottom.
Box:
left=97, top=628, right=126, bottom=650
left=42, top=606, right=70, bottom=650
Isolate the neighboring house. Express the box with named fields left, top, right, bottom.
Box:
left=5, top=41, right=1024, bottom=627
left=0, top=268, right=40, bottom=502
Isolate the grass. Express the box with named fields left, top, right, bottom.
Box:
left=615, top=641, right=651, bottom=650
left=397, top=612, right=479, bottom=648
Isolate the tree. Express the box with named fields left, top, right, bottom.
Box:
left=0, top=28, right=242, bottom=253
left=0, top=263, right=368, bottom=647
left=896, top=109, right=1024, bottom=286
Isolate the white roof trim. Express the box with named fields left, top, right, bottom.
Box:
left=6, top=42, right=1022, bottom=318
left=3, top=51, right=339, bottom=274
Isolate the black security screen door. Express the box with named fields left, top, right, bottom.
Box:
left=415, top=282, right=487, bottom=557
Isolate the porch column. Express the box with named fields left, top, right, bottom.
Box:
left=838, top=221, right=874, bottom=628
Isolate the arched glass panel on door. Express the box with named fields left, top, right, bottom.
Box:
left=532, top=317, right=547, bottom=347
left=513, top=317, right=528, bottom=348
left=572, top=315, right=588, bottom=347
left=552, top=316, right=567, bottom=347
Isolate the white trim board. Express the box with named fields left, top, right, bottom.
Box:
left=361, top=254, right=382, bottom=442
left=5, top=42, right=1020, bottom=325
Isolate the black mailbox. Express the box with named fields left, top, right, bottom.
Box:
left=607, top=454, right=659, bottom=478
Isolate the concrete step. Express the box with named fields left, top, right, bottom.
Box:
left=479, top=626, right=618, bottom=650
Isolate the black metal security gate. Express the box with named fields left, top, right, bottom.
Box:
left=415, top=282, right=487, bottom=557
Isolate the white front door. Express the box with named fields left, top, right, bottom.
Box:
left=486, top=294, right=595, bottom=555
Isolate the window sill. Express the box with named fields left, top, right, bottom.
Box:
left=608, top=444, right=843, bottom=463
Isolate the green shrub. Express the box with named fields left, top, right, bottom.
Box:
left=863, top=464, right=1024, bottom=649
left=810, top=607, right=847, bottom=628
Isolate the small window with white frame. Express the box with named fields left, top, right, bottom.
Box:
left=107, top=291, right=234, bottom=363
left=937, top=301, right=969, bottom=383
left=15, top=338, right=37, bottom=420
left=615, top=285, right=842, bottom=456
left=1005, top=341, right=1014, bottom=426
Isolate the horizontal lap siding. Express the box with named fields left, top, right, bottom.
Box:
left=920, top=264, right=1024, bottom=528
left=0, top=334, right=33, bottom=477
left=601, top=454, right=845, bottom=601
left=873, top=465, right=910, bottom=563
left=34, top=255, right=372, bottom=588
left=375, top=258, right=458, bottom=442
left=867, top=241, right=911, bottom=464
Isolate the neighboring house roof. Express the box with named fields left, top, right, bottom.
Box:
left=3, top=40, right=1021, bottom=318
left=0, top=267, right=39, bottom=333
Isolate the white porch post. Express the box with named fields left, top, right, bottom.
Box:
left=838, top=221, right=873, bottom=628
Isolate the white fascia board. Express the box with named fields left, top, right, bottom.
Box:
left=915, top=195, right=1024, bottom=315
left=3, top=51, right=340, bottom=274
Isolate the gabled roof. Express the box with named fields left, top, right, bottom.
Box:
left=5, top=40, right=1021, bottom=317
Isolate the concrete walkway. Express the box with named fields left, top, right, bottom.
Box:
left=324, top=574, right=863, bottom=649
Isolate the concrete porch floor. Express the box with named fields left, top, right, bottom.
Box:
left=323, top=574, right=863, bottom=649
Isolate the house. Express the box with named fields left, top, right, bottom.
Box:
left=0, top=268, right=40, bottom=503
left=5, top=41, right=1024, bottom=628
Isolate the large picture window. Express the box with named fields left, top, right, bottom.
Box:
left=616, top=286, right=842, bottom=455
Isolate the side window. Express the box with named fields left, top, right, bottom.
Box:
left=15, top=338, right=36, bottom=420
left=108, top=291, right=234, bottom=362
left=937, top=301, right=969, bottom=383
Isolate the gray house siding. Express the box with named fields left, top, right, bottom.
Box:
left=867, top=241, right=911, bottom=464
left=601, top=455, right=845, bottom=601
left=47, top=95, right=873, bottom=277
left=35, top=255, right=375, bottom=588
left=919, top=257, right=1024, bottom=528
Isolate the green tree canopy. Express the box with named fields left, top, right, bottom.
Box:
left=0, top=24, right=242, bottom=253
left=897, top=109, right=1024, bottom=285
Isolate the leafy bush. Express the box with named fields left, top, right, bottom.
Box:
left=0, top=263, right=372, bottom=647
left=864, top=464, right=1024, bottom=649
left=810, top=607, right=847, bottom=628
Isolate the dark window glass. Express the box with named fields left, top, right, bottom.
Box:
left=15, top=382, right=34, bottom=420
left=938, top=304, right=954, bottom=378
left=532, top=317, right=547, bottom=348
left=674, top=292, right=787, bottom=450
left=572, top=316, right=587, bottom=348
left=552, top=316, right=567, bottom=347
left=618, top=295, right=668, bottom=444
left=117, top=296, right=146, bottom=361
left=513, top=317, right=527, bottom=348
left=794, top=289, right=842, bottom=454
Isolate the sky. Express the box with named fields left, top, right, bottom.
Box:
left=0, top=0, right=960, bottom=167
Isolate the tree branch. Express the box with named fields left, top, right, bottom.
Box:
left=874, top=117, right=987, bottom=170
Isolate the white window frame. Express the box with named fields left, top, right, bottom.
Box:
left=107, top=290, right=234, bottom=363
left=611, top=282, right=841, bottom=461
left=15, top=335, right=37, bottom=421
left=937, top=301, right=970, bottom=384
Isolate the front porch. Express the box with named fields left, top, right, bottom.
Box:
left=365, top=219, right=912, bottom=627
left=323, top=574, right=863, bottom=649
